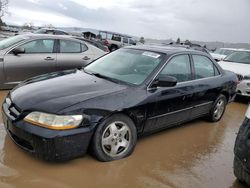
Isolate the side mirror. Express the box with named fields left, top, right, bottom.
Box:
left=153, top=75, right=177, bottom=88
left=12, top=47, right=25, bottom=55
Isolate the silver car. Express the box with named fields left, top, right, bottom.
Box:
left=0, top=34, right=106, bottom=89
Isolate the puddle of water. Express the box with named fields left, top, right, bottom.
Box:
left=0, top=90, right=249, bottom=188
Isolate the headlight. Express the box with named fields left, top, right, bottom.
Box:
left=24, top=112, right=83, bottom=130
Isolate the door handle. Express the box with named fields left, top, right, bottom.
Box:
left=83, top=56, right=90, bottom=61
left=44, top=57, right=55, bottom=61
left=182, top=94, right=193, bottom=100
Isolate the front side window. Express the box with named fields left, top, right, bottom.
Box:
left=60, top=40, right=81, bottom=53
left=159, top=55, right=192, bottom=82
left=193, top=55, right=218, bottom=79
left=85, top=49, right=163, bottom=85
left=20, top=39, right=54, bottom=53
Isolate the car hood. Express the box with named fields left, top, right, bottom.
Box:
left=210, top=53, right=226, bottom=60
left=218, top=61, right=250, bottom=76
left=10, top=69, right=127, bottom=113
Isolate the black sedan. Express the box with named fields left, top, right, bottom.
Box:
left=2, top=45, right=237, bottom=162
left=234, top=105, right=250, bottom=185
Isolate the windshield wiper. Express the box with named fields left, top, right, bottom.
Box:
left=83, top=69, right=121, bottom=84
left=91, top=73, right=121, bottom=84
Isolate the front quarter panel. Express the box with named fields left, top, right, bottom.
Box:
left=59, top=87, right=149, bottom=133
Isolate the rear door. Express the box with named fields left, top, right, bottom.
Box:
left=189, top=54, right=222, bottom=118
left=56, top=39, right=93, bottom=71
left=3, top=38, right=56, bottom=85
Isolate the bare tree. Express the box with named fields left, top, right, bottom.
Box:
left=0, top=0, right=9, bottom=18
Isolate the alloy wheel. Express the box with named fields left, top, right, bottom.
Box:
left=101, top=121, right=131, bottom=157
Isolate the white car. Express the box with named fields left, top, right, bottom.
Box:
left=218, top=50, right=250, bottom=96
left=210, top=48, right=241, bottom=61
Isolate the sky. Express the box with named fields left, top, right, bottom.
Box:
left=3, top=0, right=250, bottom=43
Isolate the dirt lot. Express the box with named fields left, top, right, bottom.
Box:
left=0, top=90, right=249, bottom=188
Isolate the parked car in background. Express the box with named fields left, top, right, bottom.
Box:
left=2, top=45, right=237, bottom=162
left=34, top=28, right=69, bottom=35
left=72, top=37, right=110, bottom=52
left=234, top=105, right=250, bottom=186
left=99, top=30, right=136, bottom=51
left=16, top=28, right=69, bottom=36
left=167, top=43, right=210, bottom=54
left=218, top=50, right=250, bottom=97
left=0, top=34, right=106, bottom=89
left=210, top=48, right=240, bottom=61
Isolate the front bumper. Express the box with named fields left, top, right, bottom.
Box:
left=2, top=106, right=95, bottom=161
left=237, top=80, right=250, bottom=97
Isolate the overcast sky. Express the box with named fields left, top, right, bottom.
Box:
left=3, top=0, right=250, bottom=43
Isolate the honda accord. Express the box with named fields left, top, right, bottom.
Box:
left=2, top=45, right=237, bottom=161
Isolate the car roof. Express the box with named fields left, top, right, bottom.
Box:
left=18, top=34, right=80, bottom=41
left=219, top=48, right=247, bottom=51
left=125, top=44, right=204, bottom=55
left=99, top=30, right=132, bottom=38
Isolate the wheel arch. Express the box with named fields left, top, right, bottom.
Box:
left=220, top=91, right=229, bottom=103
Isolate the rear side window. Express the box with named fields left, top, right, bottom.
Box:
left=123, top=38, right=128, bottom=44
left=81, top=43, right=88, bottom=52
left=192, top=55, right=219, bottom=79
left=60, top=40, right=81, bottom=53
left=160, top=55, right=192, bottom=82
left=20, top=39, right=54, bottom=53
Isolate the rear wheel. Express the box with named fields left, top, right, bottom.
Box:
left=92, top=114, right=137, bottom=162
left=207, top=94, right=227, bottom=122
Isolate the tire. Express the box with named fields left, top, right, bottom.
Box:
left=110, top=45, right=118, bottom=52
left=207, top=94, right=227, bottom=122
left=91, top=114, right=137, bottom=162
left=234, top=156, right=250, bottom=186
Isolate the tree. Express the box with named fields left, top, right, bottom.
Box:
left=176, top=37, right=180, bottom=44
left=0, top=0, right=9, bottom=26
left=139, top=37, right=145, bottom=44
left=22, top=22, right=34, bottom=30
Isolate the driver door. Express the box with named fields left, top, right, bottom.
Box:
left=144, top=54, right=195, bottom=133
left=3, top=39, right=56, bottom=85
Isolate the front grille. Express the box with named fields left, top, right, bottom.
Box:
left=3, top=97, right=21, bottom=121
left=237, top=74, right=244, bottom=82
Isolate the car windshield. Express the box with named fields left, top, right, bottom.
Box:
left=34, top=29, right=45, bottom=34
left=84, top=49, right=163, bottom=85
left=224, top=51, right=250, bottom=64
left=0, top=35, right=28, bottom=50
left=214, top=48, right=224, bottom=54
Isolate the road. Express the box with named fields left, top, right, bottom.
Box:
left=0, top=90, right=249, bottom=188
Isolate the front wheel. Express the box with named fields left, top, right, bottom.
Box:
left=91, top=114, right=137, bottom=162
left=207, top=94, right=227, bottom=122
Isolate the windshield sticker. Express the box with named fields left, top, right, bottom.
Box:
left=142, top=51, right=161, bottom=58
